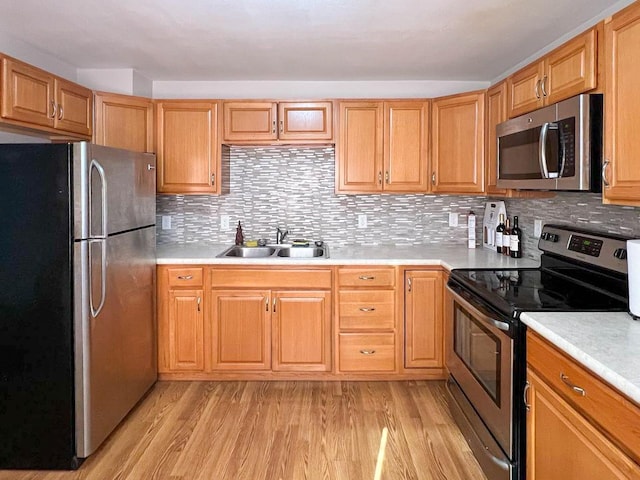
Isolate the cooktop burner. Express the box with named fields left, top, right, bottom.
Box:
left=451, top=268, right=628, bottom=318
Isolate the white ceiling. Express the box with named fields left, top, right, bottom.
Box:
left=0, top=0, right=626, bottom=82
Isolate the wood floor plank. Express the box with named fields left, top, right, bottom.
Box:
left=0, top=381, right=487, bottom=480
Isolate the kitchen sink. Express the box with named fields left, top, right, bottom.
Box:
left=277, top=247, right=326, bottom=258
left=220, top=246, right=277, bottom=258
left=217, top=244, right=328, bottom=259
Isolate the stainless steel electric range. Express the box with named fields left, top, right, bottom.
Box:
left=445, top=224, right=630, bottom=480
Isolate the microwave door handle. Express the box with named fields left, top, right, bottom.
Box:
left=538, top=123, right=551, bottom=179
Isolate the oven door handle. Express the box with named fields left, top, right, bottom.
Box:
left=447, top=285, right=511, bottom=333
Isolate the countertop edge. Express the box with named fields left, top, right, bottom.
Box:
left=520, top=313, right=640, bottom=406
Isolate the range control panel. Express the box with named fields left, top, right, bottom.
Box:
left=538, top=224, right=629, bottom=274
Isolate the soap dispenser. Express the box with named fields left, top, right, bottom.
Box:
left=235, top=221, right=244, bottom=246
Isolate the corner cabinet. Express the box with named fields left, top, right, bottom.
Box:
left=404, top=270, right=443, bottom=369
left=156, top=101, right=220, bottom=194
left=603, top=3, right=640, bottom=206
left=94, top=92, right=154, bottom=152
left=526, top=332, right=640, bottom=479
left=507, top=26, right=598, bottom=118
left=431, top=91, right=485, bottom=194
left=485, top=82, right=509, bottom=196
left=222, top=101, right=333, bottom=143
left=336, top=100, right=429, bottom=193
left=1, top=55, right=92, bottom=138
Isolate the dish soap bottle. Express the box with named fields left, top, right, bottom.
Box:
left=235, top=221, right=244, bottom=246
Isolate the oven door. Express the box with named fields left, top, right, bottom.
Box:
left=446, top=284, right=514, bottom=457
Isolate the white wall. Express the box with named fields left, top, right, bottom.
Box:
left=0, top=32, right=77, bottom=80
left=151, top=80, right=490, bottom=99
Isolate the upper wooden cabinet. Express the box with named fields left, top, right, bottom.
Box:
left=1, top=56, right=92, bottom=137
left=336, top=100, right=429, bottom=194
left=94, top=92, right=154, bottom=153
left=222, top=101, right=333, bottom=143
left=485, top=82, right=509, bottom=196
left=431, top=91, right=485, bottom=194
left=603, top=2, right=640, bottom=206
left=156, top=101, right=219, bottom=194
left=507, top=27, right=598, bottom=118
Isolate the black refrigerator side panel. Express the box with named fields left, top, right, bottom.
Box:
left=0, top=144, right=79, bottom=469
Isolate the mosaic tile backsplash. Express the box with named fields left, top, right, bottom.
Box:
left=156, top=146, right=640, bottom=260
left=157, top=146, right=488, bottom=247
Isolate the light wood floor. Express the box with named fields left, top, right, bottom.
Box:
left=0, top=381, right=487, bottom=480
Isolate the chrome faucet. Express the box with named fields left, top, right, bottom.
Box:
left=276, top=226, right=289, bottom=244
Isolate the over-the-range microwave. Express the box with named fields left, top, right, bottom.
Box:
left=496, top=93, right=603, bottom=192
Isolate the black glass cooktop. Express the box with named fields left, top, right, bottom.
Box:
left=449, top=268, right=628, bottom=318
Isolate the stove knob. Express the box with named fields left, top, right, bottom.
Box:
left=541, top=232, right=549, bottom=241
left=614, top=248, right=627, bottom=260
left=549, top=234, right=559, bottom=242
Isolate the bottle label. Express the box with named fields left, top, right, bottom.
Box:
left=511, top=235, right=519, bottom=251
left=496, top=232, right=503, bottom=248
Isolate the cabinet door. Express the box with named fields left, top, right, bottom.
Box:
left=94, top=92, right=154, bottom=152
left=485, top=82, right=509, bottom=196
left=223, top=102, right=278, bottom=142
left=507, top=62, right=544, bottom=118
left=526, top=369, right=639, bottom=479
left=278, top=101, right=333, bottom=141
left=167, top=289, right=205, bottom=371
left=54, top=78, right=93, bottom=136
left=604, top=4, right=640, bottom=205
left=272, top=291, right=331, bottom=372
left=431, top=92, right=485, bottom=194
left=383, top=101, right=429, bottom=192
left=1, top=57, right=55, bottom=127
left=336, top=101, right=384, bottom=193
left=544, top=27, right=597, bottom=105
left=211, top=290, right=271, bottom=370
left=404, top=271, right=443, bottom=368
left=156, top=101, right=218, bottom=194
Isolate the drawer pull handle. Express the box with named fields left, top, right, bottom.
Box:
left=359, top=276, right=375, bottom=280
left=177, top=275, right=193, bottom=280
left=523, top=381, right=531, bottom=412
left=360, top=349, right=376, bottom=355
left=197, top=297, right=201, bottom=312
left=359, top=307, right=376, bottom=312
left=560, top=374, right=586, bottom=396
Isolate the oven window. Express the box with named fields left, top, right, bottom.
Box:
left=453, top=304, right=501, bottom=405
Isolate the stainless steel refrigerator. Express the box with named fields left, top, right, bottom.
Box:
left=0, top=142, right=157, bottom=469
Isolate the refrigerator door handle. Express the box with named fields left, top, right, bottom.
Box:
left=89, top=238, right=107, bottom=318
left=90, top=159, right=108, bottom=239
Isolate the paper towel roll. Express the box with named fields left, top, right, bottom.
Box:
left=628, top=240, right=640, bottom=318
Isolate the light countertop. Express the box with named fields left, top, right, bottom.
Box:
left=521, top=312, right=640, bottom=405
left=156, top=243, right=539, bottom=270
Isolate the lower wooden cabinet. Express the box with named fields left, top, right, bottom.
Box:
left=167, top=289, right=204, bottom=371
left=404, top=270, right=443, bottom=369
left=272, top=291, right=332, bottom=372
left=526, top=332, right=640, bottom=478
left=211, top=290, right=271, bottom=370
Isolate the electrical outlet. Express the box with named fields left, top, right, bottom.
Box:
left=449, top=212, right=458, bottom=227
left=161, top=215, right=172, bottom=230
left=357, top=214, right=367, bottom=229
left=220, top=215, right=230, bottom=230
left=534, top=219, right=543, bottom=238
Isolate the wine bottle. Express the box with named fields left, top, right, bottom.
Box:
left=503, top=218, right=511, bottom=256
left=496, top=214, right=505, bottom=254
left=510, top=215, right=522, bottom=258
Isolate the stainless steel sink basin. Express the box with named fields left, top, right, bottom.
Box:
left=277, top=247, right=326, bottom=258
left=219, top=246, right=277, bottom=258
left=217, top=244, right=328, bottom=259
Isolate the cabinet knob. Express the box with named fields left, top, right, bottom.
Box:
left=535, top=79, right=541, bottom=99
left=50, top=100, right=57, bottom=119
left=602, top=160, right=610, bottom=187
left=272, top=120, right=276, bottom=134
left=540, top=75, right=548, bottom=97
left=279, top=120, right=284, bottom=133
left=407, top=277, right=412, bottom=292
left=431, top=172, right=436, bottom=185
left=58, top=104, right=64, bottom=120
left=197, top=297, right=201, bottom=312
left=211, top=173, right=216, bottom=186
left=378, top=171, right=382, bottom=185
left=385, top=171, right=390, bottom=184
left=523, top=381, right=531, bottom=412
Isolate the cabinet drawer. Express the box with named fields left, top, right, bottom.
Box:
left=338, top=268, right=395, bottom=288
left=527, top=331, right=640, bottom=464
left=167, top=267, right=204, bottom=287
left=211, top=268, right=332, bottom=289
left=339, top=290, right=395, bottom=330
left=338, top=333, right=395, bottom=372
